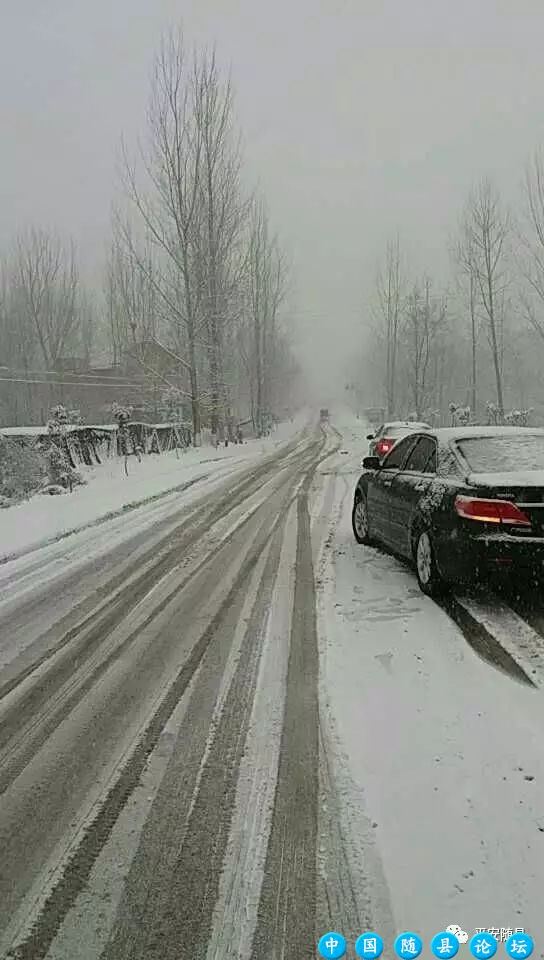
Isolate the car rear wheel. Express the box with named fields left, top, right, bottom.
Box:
left=414, top=530, right=445, bottom=597
left=352, top=494, right=372, bottom=545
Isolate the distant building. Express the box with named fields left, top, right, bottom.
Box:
left=0, top=339, right=192, bottom=428
left=122, top=339, right=180, bottom=378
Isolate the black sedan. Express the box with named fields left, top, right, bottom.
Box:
left=351, top=425, right=544, bottom=595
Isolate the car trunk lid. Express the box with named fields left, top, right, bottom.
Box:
left=466, top=471, right=544, bottom=535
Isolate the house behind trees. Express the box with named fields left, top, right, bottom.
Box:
left=0, top=339, right=191, bottom=427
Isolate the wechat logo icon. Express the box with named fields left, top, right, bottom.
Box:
left=446, top=925, right=469, bottom=944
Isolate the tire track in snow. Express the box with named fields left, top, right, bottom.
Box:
left=249, top=469, right=320, bottom=960
left=0, top=472, right=211, bottom=568
left=0, top=433, right=320, bottom=705
left=102, top=513, right=291, bottom=960
left=2, top=486, right=286, bottom=958
left=205, top=503, right=298, bottom=960
left=0, top=456, right=298, bottom=686
left=0, top=471, right=290, bottom=796
left=2, top=428, right=330, bottom=960
left=0, top=463, right=246, bottom=616
left=313, top=469, right=397, bottom=948
left=446, top=594, right=544, bottom=688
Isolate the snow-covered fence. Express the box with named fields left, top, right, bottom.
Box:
left=129, top=421, right=192, bottom=455
left=0, top=425, right=113, bottom=461
left=0, top=420, right=192, bottom=467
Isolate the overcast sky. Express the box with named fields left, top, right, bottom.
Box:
left=2, top=0, right=544, bottom=392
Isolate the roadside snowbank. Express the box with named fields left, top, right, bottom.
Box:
left=0, top=415, right=308, bottom=563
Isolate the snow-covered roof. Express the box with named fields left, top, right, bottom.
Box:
left=131, top=421, right=191, bottom=429
left=0, top=421, right=190, bottom=436
left=0, top=426, right=46, bottom=436
left=84, top=424, right=118, bottom=432
left=0, top=424, right=118, bottom=436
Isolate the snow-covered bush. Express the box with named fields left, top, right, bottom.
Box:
left=111, top=402, right=136, bottom=472
left=111, top=402, right=132, bottom=424
left=504, top=408, right=532, bottom=426
left=484, top=403, right=533, bottom=427
left=111, top=403, right=132, bottom=453
left=0, top=434, right=45, bottom=501
left=40, top=483, right=67, bottom=496
left=47, top=404, right=69, bottom=430
left=423, top=408, right=440, bottom=426
left=41, top=404, right=86, bottom=490
left=449, top=403, right=471, bottom=426
left=39, top=441, right=85, bottom=491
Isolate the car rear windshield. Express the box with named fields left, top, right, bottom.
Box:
left=455, top=435, right=544, bottom=473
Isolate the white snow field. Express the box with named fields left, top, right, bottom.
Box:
left=0, top=413, right=308, bottom=563
left=311, top=408, right=544, bottom=944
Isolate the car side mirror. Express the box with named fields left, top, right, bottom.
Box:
left=362, top=456, right=381, bottom=470
left=366, top=434, right=374, bottom=440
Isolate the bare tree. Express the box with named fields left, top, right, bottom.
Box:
left=0, top=260, right=14, bottom=364
left=518, top=149, right=544, bottom=343
left=77, top=287, right=98, bottom=365
left=14, top=228, right=79, bottom=370
left=121, top=28, right=205, bottom=444
left=0, top=253, right=42, bottom=423
left=453, top=225, right=480, bottom=416
left=247, top=198, right=268, bottom=434
left=463, top=178, right=509, bottom=419
left=105, top=241, right=125, bottom=366
left=192, top=47, right=248, bottom=438
left=233, top=306, right=256, bottom=421
left=376, top=236, right=403, bottom=418
left=109, top=224, right=159, bottom=352
left=263, top=238, right=289, bottom=419
left=404, top=279, right=446, bottom=419
left=245, top=197, right=289, bottom=434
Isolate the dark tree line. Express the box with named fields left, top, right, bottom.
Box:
left=359, top=160, right=544, bottom=426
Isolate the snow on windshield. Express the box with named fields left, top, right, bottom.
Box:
left=456, top=435, right=544, bottom=473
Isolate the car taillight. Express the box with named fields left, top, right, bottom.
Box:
left=376, top=438, right=394, bottom=457
left=454, top=495, right=531, bottom=527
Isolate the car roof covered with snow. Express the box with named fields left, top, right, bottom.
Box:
left=382, top=420, right=430, bottom=431
left=428, top=425, right=544, bottom=443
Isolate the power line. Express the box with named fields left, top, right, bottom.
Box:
left=0, top=375, right=160, bottom=390
left=0, top=364, right=157, bottom=384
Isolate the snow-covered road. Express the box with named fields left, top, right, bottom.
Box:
left=0, top=419, right=332, bottom=960
left=0, top=410, right=542, bottom=959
